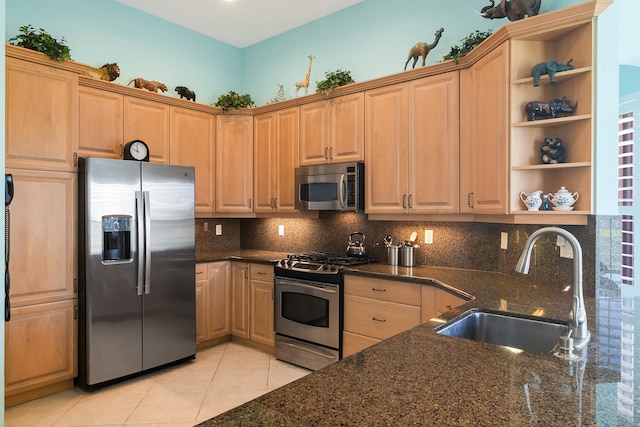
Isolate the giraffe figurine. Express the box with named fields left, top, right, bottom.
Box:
left=295, top=55, right=315, bottom=96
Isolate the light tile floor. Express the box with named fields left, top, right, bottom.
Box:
left=5, top=342, right=310, bottom=427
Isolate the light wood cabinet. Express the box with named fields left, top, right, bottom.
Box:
left=124, top=96, right=171, bottom=164
left=196, top=262, right=231, bottom=347
left=216, top=115, right=254, bottom=214
left=78, top=86, right=124, bottom=159
left=5, top=56, right=78, bottom=172
left=299, top=93, right=364, bottom=166
left=5, top=299, right=77, bottom=406
left=342, top=276, right=421, bottom=357
left=421, top=285, right=469, bottom=322
left=6, top=168, right=77, bottom=307
left=254, top=107, right=299, bottom=213
left=230, top=262, right=250, bottom=338
left=171, top=107, right=216, bottom=215
left=366, top=72, right=459, bottom=215
left=460, top=41, right=510, bottom=215
left=508, top=21, right=594, bottom=223
left=249, top=264, right=275, bottom=346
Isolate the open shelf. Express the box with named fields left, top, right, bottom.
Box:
left=512, top=66, right=592, bottom=86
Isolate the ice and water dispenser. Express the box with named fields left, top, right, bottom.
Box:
left=102, top=216, right=131, bottom=262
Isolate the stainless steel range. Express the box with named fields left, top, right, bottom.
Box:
left=274, top=252, right=374, bottom=371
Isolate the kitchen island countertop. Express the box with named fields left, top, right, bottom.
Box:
left=196, top=252, right=628, bottom=426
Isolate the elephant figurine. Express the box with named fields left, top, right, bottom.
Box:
left=526, top=97, right=577, bottom=121
left=477, top=0, right=541, bottom=21
left=531, top=59, right=574, bottom=86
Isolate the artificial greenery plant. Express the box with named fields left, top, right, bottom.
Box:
left=9, top=25, right=72, bottom=62
left=315, top=69, right=355, bottom=95
left=442, top=30, right=493, bottom=64
left=214, top=91, right=255, bottom=113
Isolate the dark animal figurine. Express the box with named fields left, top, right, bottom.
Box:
left=531, top=59, right=574, bottom=86
left=175, top=86, right=196, bottom=101
left=477, top=0, right=541, bottom=21
left=541, top=137, right=565, bottom=164
left=404, top=28, right=444, bottom=70
left=526, top=97, right=577, bottom=121
left=127, top=78, right=168, bottom=93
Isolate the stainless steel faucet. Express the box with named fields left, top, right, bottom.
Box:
left=515, top=227, right=590, bottom=349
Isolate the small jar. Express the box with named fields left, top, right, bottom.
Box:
left=542, top=195, right=549, bottom=211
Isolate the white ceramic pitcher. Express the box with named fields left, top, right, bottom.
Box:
left=520, top=190, right=543, bottom=211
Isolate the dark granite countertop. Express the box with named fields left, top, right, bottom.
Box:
left=196, top=252, right=629, bottom=426
left=196, top=249, right=289, bottom=265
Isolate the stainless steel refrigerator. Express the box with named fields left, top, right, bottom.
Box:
left=77, top=157, right=196, bottom=388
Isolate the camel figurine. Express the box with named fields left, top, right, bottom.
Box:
left=295, top=55, right=315, bottom=96
left=404, top=28, right=444, bottom=70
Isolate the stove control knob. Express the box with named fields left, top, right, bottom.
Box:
left=330, top=265, right=337, bottom=272
left=286, top=259, right=293, bottom=267
left=280, top=259, right=286, bottom=267
left=322, top=264, right=329, bottom=271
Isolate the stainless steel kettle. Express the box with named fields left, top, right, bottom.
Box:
left=346, top=232, right=366, bottom=258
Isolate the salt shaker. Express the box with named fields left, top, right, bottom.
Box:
left=542, top=195, right=549, bottom=211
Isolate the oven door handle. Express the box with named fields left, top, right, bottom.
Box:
left=276, top=280, right=337, bottom=295
left=278, top=339, right=338, bottom=360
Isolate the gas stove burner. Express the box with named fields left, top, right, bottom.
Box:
left=286, top=252, right=374, bottom=266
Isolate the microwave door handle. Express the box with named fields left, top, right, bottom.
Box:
left=135, top=191, right=144, bottom=296
left=339, top=174, right=346, bottom=210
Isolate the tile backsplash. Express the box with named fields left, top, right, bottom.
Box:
left=197, top=213, right=622, bottom=299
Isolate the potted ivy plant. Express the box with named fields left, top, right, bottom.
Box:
left=442, top=30, right=493, bottom=64
left=214, top=90, right=255, bottom=113
left=315, top=69, right=355, bottom=95
left=9, top=25, right=71, bottom=62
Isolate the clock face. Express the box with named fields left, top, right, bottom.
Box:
left=127, top=140, right=149, bottom=161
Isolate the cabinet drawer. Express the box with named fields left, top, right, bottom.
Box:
left=250, top=263, right=274, bottom=281
left=196, top=263, right=208, bottom=280
left=344, top=295, right=421, bottom=340
left=343, top=331, right=381, bottom=358
left=344, top=275, right=420, bottom=306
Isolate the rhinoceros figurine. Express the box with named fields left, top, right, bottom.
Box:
left=525, top=97, right=577, bottom=121
left=531, top=59, right=574, bottom=86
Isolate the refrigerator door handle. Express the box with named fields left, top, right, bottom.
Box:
left=143, top=191, right=152, bottom=295
left=135, top=191, right=145, bottom=296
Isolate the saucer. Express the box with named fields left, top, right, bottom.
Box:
left=552, top=206, right=574, bottom=211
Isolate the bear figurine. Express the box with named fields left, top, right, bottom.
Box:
left=541, top=137, right=565, bottom=164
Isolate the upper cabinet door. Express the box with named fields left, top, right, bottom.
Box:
left=299, top=100, right=330, bottom=166
left=275, top=107, right=299, bottom=212
left=78, top=86, right=124, bottom=159
left=124, top=96, right=171, bottom=164
left=408, top=72, right=460, bottom=214
left=216, top=115, right=254, bottom=214
left=170, top=107, right=216, bottom=215
left=6, top=58, right=78, bottom=172
left=330, top=92, right=364, bottom=164
left=460, top=42, right=510, bottom=215
left=365, top=83, right=408, bottom=214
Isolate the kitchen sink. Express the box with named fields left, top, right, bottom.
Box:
left=434, top=309, right=568, bottom=353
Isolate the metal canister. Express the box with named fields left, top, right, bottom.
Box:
left=400, top=244, right=415, bottom=267
left=387, top=245, right=399, bottom=265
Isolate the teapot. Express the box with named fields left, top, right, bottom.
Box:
left=519, top=190, right=543, bottom=211
left=548, top=186, right=579, bottom=208
left=346, top=232, right=366, bottom=258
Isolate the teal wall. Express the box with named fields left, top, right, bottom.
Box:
left=5, top=0, right=591, bottom=105
left=5, top=0, right=242, bottom=105
left=242, top=0, right=586, bottom=102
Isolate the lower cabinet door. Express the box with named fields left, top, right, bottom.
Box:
left=5, top=299, right=77, bottom=396
left=342, top=331, right=381, bottom=358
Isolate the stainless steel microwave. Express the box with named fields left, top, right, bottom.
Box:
left=295, top=162, right=364, bottom=211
